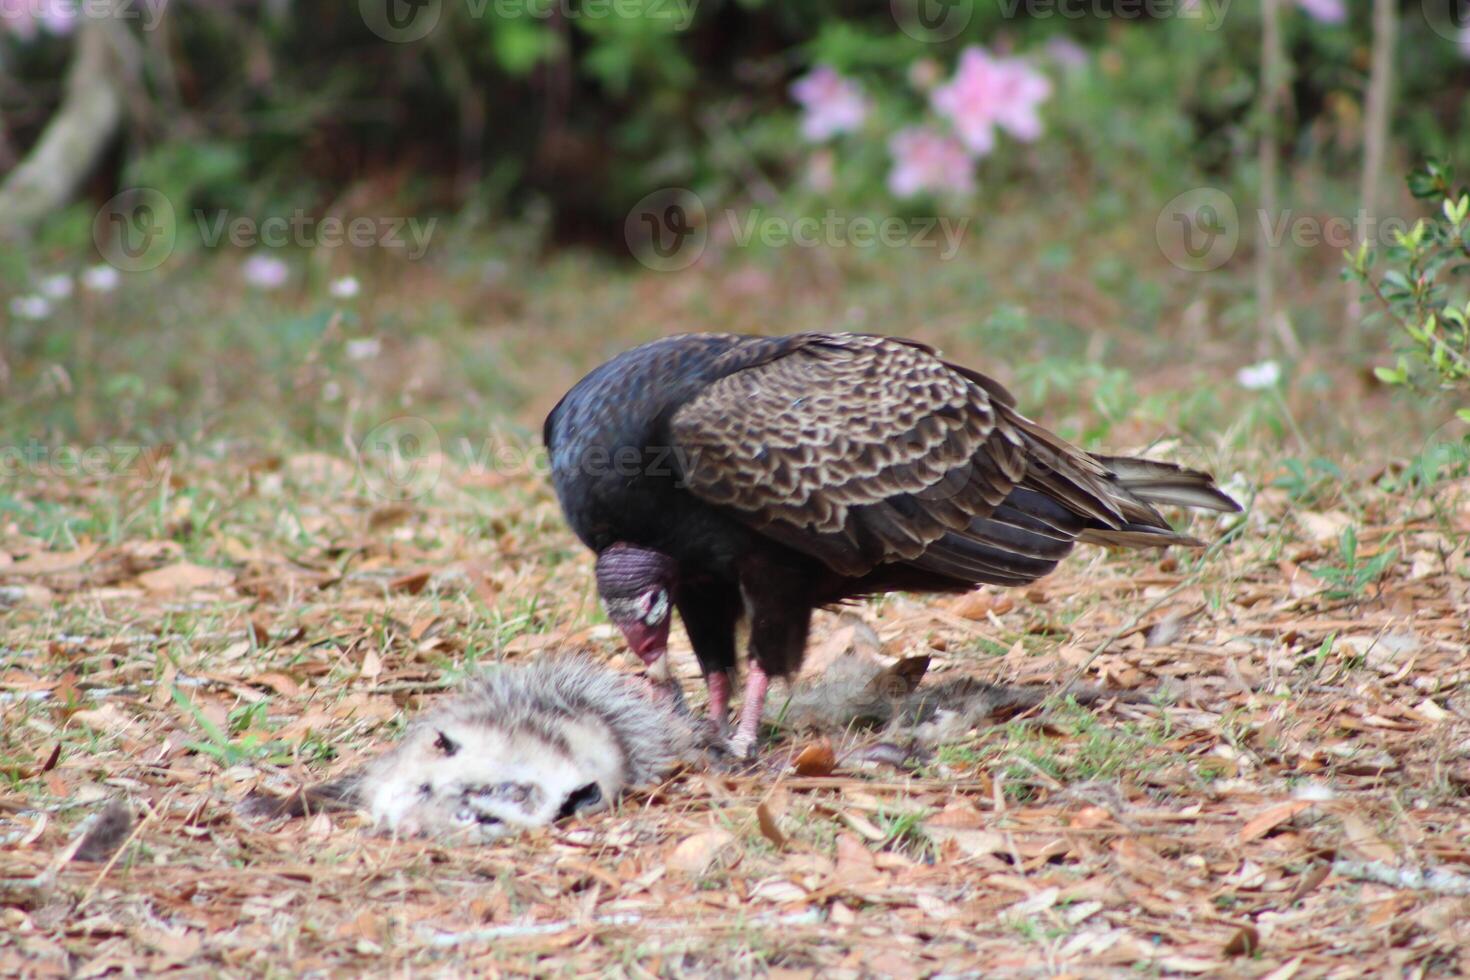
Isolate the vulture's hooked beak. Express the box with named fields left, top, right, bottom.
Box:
left=616, top=617, right=671, bottom=667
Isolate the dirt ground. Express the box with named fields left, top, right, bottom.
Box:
left=3, top=415, right=1468, bottom=976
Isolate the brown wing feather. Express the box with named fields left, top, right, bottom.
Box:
left=669, top=332, right=1237, bottom=584
left=671, top=334, right=1028, bottom=576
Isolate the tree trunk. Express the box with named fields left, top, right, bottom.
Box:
left=1350, top=0, right=1397, bottom=341
left=1257, top=0, right=1285, bottom=358
left=0, top=19, right=125, bottom=240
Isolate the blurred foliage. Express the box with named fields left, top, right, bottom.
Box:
left=1349, top=159, right=1470, bottom=423
left=4, top=1, right=1469, bottom=247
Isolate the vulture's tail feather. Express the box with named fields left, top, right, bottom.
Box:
left=1096, top=455, right=1242, bottom=515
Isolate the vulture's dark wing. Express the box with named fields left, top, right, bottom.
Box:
left=668, top=333, right=1134, bottom=580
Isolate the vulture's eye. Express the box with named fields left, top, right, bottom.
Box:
left=434, top=731, right=459, bottom=756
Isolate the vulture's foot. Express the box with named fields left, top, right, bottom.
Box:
left=724, top=664, right=770, bottom=759
left=724, top=732, right=759, bottom=760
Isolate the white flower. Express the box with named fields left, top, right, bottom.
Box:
left=1236, top=360, right=1281, bottom=390
left=9, top=295, right=52, bottom=320
left=329, top=275, right=361, bottom=299
left=38, top=273, right=73, bottom=299
left=242, top=254, right=290, bottom=290
left=346, top=337, right=381, bottom=361
left=82, top=265, right=121, bottom=293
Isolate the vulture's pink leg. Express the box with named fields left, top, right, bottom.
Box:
left=727, top=663, right=770, bottom=759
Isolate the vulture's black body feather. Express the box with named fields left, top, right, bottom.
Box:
left=545, top=332, right=1239, bottom=753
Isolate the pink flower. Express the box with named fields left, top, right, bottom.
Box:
left=0, top=0, right=77, bottom=40
left=931, top=46, right=1052, bottom=156
left=790, top=66, right=869, bottom=142
left=1044, top=36, right=1089, bottom=72
left=1296, top=0, right=1345, bottom=23
left=887, top=127, right=975, bottom=199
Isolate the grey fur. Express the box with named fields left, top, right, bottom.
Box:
left=766, top=653, right=1145, bottom=745
left=242, top=656, right=695, bottom=842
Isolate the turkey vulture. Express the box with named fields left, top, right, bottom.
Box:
left=544, top=333, right=1239, bottom=755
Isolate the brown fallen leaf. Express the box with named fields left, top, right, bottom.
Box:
left=833, top=834, right=881, bottom=886
left=137, top=561, right=234, bottom=593
left=792, top=740, right=835, bottom=777
left=368, top=505, right=415, bottom=530
left=1283, top=862, right=1331, bottom=906
left=667, top=829, right=736, bottom=875
left=250, top=672, right=302, bottom=698
left=360, top=648, right=383, bottom=679
left=756, top=801, right=786, bottom=850
left=1223, top=924, right=1260, bottom=957
left=249, top=618, right=272, bottom=648
left=1339, top=813, right=1397, bottom=863
left=951, top=591, right=995, bottom=621
left=1239, top=801, right=1312, bottom=844
left=390, top=570, right=432, bottom=595
left=6, top=543, right=101, bottom=576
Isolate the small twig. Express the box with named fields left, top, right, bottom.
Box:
left=422, top=908, right=824, bottom=948
left=1332, top=859, right=1470, bottom=897
left=1049, top=580, right=1193, bottom=704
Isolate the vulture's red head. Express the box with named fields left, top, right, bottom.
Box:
left=595, top=544, right=677, bottom=665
